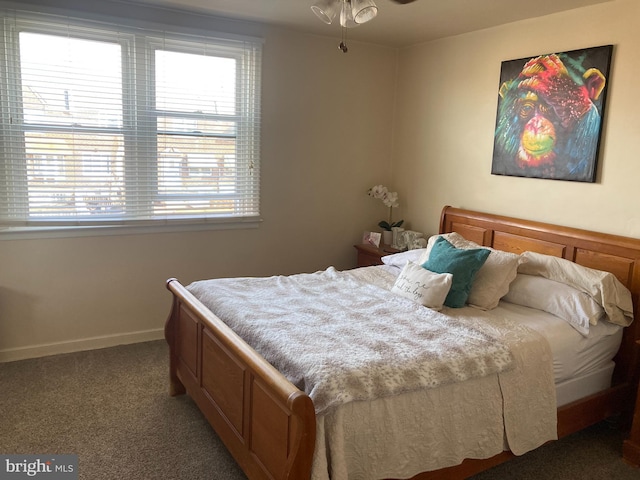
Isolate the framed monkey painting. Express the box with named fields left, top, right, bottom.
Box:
left=491, top=45, right=613, bottom=182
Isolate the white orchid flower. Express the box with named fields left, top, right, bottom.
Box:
left=367, top=185, right=403, bottom=231
left=367, top=184, right=388, bottom=199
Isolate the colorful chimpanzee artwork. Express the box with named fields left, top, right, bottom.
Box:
left=491, top=45, right=612, bottom=182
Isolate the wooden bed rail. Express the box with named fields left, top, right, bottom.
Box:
left=165, top=278, right=316, bottom=480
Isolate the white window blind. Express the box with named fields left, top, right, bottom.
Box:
left=0, top=10, right=261, bottom=228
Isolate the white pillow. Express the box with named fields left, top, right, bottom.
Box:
left=502, top=274, right=605, bottom=336
left=382, top=248, right=427, bottom=268
left=391, top=261, right=453, bottom=311
left=419, top=232, right=522, bottom=310
left=518, top=251, right=633, bottom=327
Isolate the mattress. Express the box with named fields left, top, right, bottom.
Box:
left=493, top=301, right=622, bottom=405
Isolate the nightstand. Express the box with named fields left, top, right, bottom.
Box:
left=354, top=244, right=399, bottom=267
left=623, top=339, right=640, bottom=467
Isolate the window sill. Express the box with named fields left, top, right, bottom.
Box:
left=0, top=216, right=262, bottom=240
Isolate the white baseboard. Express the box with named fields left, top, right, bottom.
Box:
left=0, top=328, right=165, bottom=363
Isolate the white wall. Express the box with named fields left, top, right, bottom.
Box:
left=0, top=2, right=398, bottom=360
left=393, top=0, right=640, bottom=239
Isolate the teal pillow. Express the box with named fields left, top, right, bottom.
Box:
left=422, top=237, right=490, bottom=308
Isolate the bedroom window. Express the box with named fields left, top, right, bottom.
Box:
left=0, top=11, right=262, bottom=232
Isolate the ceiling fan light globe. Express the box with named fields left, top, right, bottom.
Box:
left=311, top=0, right=339, bottom=24
left=352, top=0, right=378, bottom=24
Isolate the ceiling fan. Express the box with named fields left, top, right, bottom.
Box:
left=311, top=0, right=417, bottom=52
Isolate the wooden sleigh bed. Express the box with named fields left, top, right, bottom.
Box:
left=164, top=206, right=640, bottom=480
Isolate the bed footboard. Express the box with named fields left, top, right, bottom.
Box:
left=165, top=278, right=316, bottom=480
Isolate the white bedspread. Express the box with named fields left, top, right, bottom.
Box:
left=189, top=267, right=514, bottom=415
left=188, top=266, right=557, bottom=479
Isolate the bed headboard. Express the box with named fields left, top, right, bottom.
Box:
left=439, top=205, right=640, bottom=387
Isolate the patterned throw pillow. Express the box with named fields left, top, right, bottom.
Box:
left=391, top=261, right=453, bottom=310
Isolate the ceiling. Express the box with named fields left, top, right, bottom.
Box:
left=128, top=0, right=612, bottom=47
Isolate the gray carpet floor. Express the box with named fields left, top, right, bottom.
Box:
left=1, top=340, right=639, bottom=479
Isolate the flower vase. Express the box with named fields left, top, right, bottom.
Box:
left=392, top=227, right=405, bottom=249
left=382, top=230, right=393, bottom=246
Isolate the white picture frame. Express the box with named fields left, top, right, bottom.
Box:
left=362, top=231, right=381, bottom=247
